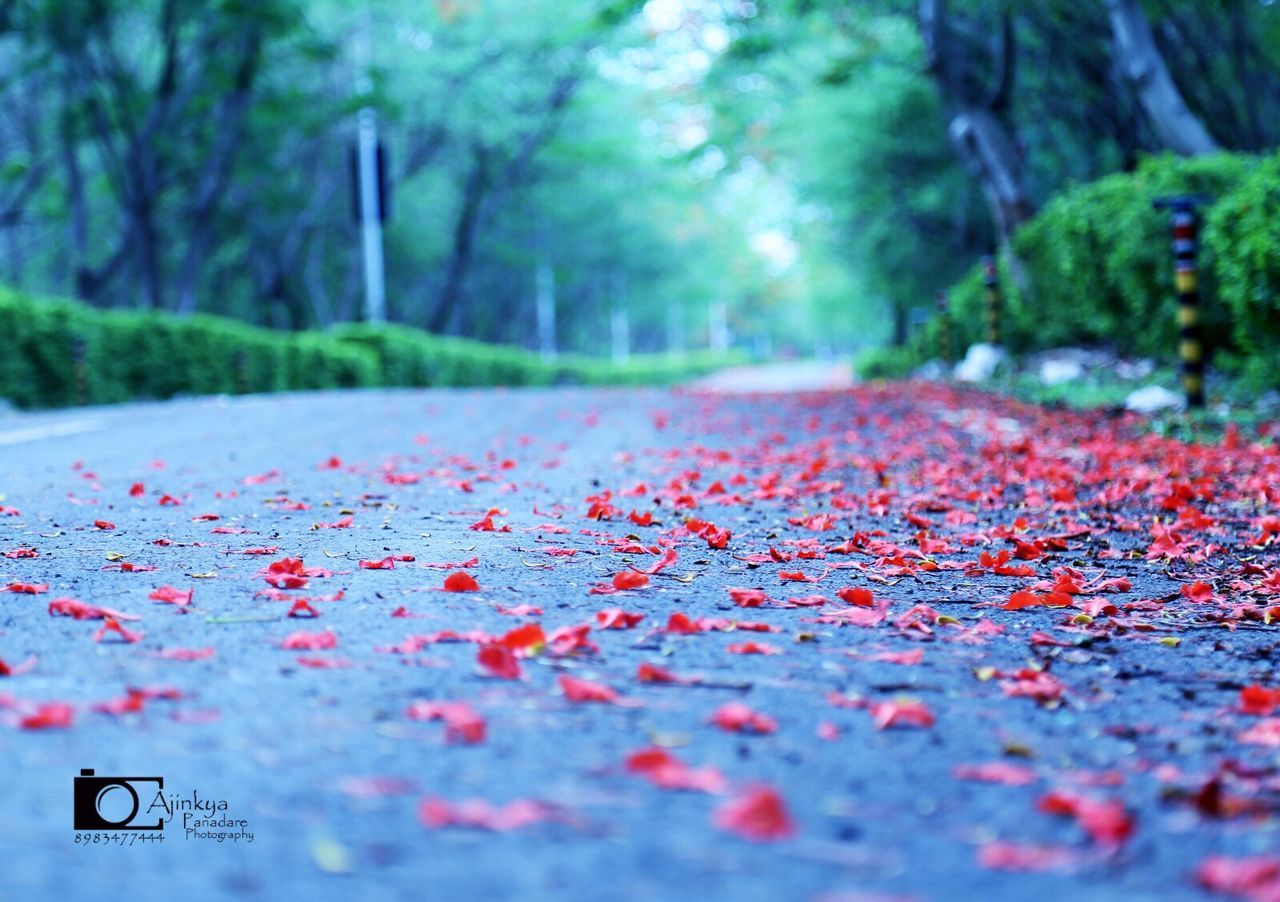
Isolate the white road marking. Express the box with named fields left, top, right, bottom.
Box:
left=0, top=418, right=107, bottom=447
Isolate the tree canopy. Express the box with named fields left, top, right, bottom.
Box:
left=0, top=0, right=1276, bottom=355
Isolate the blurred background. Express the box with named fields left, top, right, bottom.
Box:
left=0, top=0, right=1278, bottom=395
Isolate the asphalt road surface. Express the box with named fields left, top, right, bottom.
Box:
left=1, top=381, right=1278, bottom=902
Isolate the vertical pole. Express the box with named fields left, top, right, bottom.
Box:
left=1174, top=208, right=1205, bottom=408
left=1154, top=195, right=1211, bottom=409
left=355, top=14, right=386, bottom=324
left=610, top=270, right=629, bottom=364
left=936, top=291, right=951, bottom=362
left=536, top=256, right=556, bottom=361
left=668, top=302, right=685, bottom=358
left=981, top=253, right=1001, bottom=346
left=709, top=299, right=729, bottom=355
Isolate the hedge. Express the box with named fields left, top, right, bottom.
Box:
left=1203, top=152, right=1280, bottom=384
left=936, top=151, right=1279, bottom=386
left=0, top=287, right=734, bottom=410
left=333, top=322, right=735, bottom=389
left=854, top=345, right=926, bottom=381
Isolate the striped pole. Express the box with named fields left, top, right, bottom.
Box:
left=936, top=291, right=952, bottom=362
left=1154, top=195, right=1211, bottom=409
left=981, top=254, right=1001, bottom=346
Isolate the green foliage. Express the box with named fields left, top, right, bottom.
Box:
left=1204, top=152, right=1280, bottom=385
left=786, top=25, right=988, bottom=323
left=333, top=323, right=734, bottom=389
left=0, top=287, right=731, bottom=410
left=945, top=152, right=1275, bottom=384
left=0, top=287, right=380, bottom=408
left=854, top=345, right=923, bottom=381
left=333, top=324, right=553, bottom=388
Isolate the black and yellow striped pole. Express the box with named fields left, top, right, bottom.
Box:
left=1153, top=195, right=1211, bottom=409
left=981, top=253, right=1002, bottom=346
left=935, top=291, right=952, bottom=362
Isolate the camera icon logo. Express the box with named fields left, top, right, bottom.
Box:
left=74, top=769, right=165, bottom=831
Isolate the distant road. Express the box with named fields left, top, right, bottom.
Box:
left=687, top=359, right=855, bottom=393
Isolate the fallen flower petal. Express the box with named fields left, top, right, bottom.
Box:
left=1196, top=856, right=1280, bottom=900
left=296, top=656, right=355, bottom=669
left=418, top=797, right=560, bottom=832
left=443, top=571, right=480, bottom=592
left=558, top=674, right=619, bottom=703
left=727, top=587, right=770, bottom=608
left=869, top=699, right=935, bottom=730
left=1238, top=718, right=1280, bottom=747
left=710, top=701, right=777, bottom=734
left=0, top=655, right=37, bottom=677
left=611, top=571, right=649, bottom=591
left=148, top=585, right=193, bottom=606
left=596, top=608, right=644, bottom=629
left=152, top=647, right=215, bottom=661
left=636, top=663, right=684, bottom=684
left=625, top=747, right=727, bottom=793
left=19, top=702, right=74, bottom=730
left=48, top=598, right=138, bottom=621
left=360, top=556, right=397, bottom=570
left=712, top=786, right=794, bottom=841
left=93, top=617, right=144, bottom=644
left=1239, top=684, right=1280, bottom=716
left=477, top=643, right=522, bottom=679
left=837, top=586, right=875, bottom=607
left=405, top=700, right=487, bottom=744
left=1037, top=790, right=1133, bottom=847
left=726, top=641, right=781, bottom=655
left=953, top=762, right=1039, bottom=786
left=279, top=630, right=337, bottom=651
left=978, top=841, right=1078, bottom=873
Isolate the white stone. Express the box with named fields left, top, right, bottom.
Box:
left=1038, top=358, right=1084, bottom=386
left=953, top=343, right=1005, bottom=382
left=1124, top=385, right=1185, bottom=414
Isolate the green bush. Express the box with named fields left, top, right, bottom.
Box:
left=333, top=322, right=735, bottom=389
left=855, top=345, right=924, bottom=381
left=0, top=286, right=737, bottom=409
left=1204, top=152, right=1280, bottom=385
left=945, top=151, right=1273, bottom=380
left=333, top=323, right=557, bottom=387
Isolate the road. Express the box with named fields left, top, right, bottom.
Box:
left=1, top=381, right=1278, bottom=902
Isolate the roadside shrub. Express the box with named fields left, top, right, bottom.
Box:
left=945, top=151, right=1267, bottom=376
left=855, top=345, right=923, bottom=381
left=0, top=287, right=738, bottom=409
left=1204, top=152, right=1280, bottom=384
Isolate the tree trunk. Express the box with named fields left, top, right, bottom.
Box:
left=918, top=0, right=1033, bottom=253
left=61, top=116, right=91, bottom=299
left=891, top=301, right=909, bottom=348
left=429, top=145, right=490, bottom=334
left=176, top=33, right=262, bottom=315
left=1229, top=0, right=1264, bottom=150
left=946, top=108, right=1033, bottom=252
left=128, top=190, right=164, bottom=309
left=1106, top=0, right=1220, bottom=156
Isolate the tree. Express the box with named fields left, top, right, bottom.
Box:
left=917, top=0, right=1031, bottom=252
left=1107, top=0, right=1219, bottom=156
